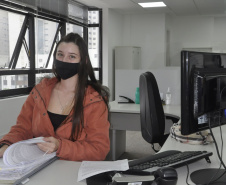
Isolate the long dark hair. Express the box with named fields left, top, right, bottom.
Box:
left=53, top=33, right=110, bottom=141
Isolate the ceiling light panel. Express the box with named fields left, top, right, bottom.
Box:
left=138, top=2, right=166, bottom=8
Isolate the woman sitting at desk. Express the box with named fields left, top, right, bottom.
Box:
left=0, top=33, right=110, bottom=161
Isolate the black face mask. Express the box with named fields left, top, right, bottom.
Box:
left=55, top=59, right=80, bottom=80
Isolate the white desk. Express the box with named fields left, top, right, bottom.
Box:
left=4, top=125, right=225, bottom=185
left=108, top=101, right=181, bottom=160
left=15, top=160, right=85, bottom=185
left=160, top=125, right=226, bottom=184
left=109, top=101, right=181, bottom=115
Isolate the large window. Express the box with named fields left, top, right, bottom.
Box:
left=0, top=1, right=102, bottom=98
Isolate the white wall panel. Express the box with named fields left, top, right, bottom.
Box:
left=0, top=96, right=27, bottom=138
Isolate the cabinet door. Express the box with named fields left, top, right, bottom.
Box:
left=115, top=46, right=141, bottom=69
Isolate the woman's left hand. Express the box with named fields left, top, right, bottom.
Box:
left=37, top=137, right=60, bottom=154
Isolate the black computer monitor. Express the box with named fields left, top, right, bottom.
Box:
left=181, top=50, right=226, bottom=135
left=181, top=50, right=226, bottom=184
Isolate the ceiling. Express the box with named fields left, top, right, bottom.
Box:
left=78, top=0, right=226, bottom=16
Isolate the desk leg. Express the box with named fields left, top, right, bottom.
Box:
left=106, top=129, right=126, bottom=161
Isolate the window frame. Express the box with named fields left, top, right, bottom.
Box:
left=88, top=8, right=103, bottom=83
left=0, top=2, right=103, bottom=98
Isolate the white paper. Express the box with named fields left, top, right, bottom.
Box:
left=3, top=137, right=47, bottom=166
left=0, top=137, right=56, bottom=181
left=77, top=159, right=129, bottom=181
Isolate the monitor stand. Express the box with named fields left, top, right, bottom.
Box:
left=190, top=168, right=226, bottom=185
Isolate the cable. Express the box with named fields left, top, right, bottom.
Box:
left=207, top=127, right=225, bottom=183
left=215, top=85, right=226, bottom=170
left=207, top=121, right=224, bottom=184
left=185, top=163, right=191, bottom=185
left=206, top=85, right=226, bottom=184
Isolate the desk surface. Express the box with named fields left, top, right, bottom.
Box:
left=1, top=127, right=224, bottom=185
left=109, top=101, right=181, bottom=117
left=0, top=160, right=85, bottom=185
left=161, top=125, right=226, bottom=184
left=10, top=124, right=225, bottom=185
left=25, top=160, right=85, bottom=185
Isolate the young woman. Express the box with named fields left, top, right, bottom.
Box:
left=0, top=33, right=110, bottom=161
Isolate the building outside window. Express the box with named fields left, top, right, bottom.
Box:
left=88, top=10, right=100, bottom=71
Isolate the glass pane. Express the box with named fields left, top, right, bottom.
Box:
left=66, top=23, right=83, bottom=36
left=36, top=73, right=54, bottom=84
left=0, top=75, right=28, bottom=90
left=16, top=41, right=30, bottom=69
left=0, top=9, right=25, bottom=69
left=35, top=18, right=59, bottom=69
left=88, top=27, right=99, bottom=68
left=94, top=71, right=99, bottom=80
left=88, top=11, right=99, bottom=24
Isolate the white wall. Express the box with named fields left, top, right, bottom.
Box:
left=169, top=15, right=214, bottom=66
left=122, top=14, right=166, bottom=69
left=115, top=68, right=181, bottom=105
left=119, top=14, right=226, bottom=68
left=168, top=15, right=226, bottom=66
left=0, top=96, right=27, bottom=138
left=212, top=17, right=226, bottom=53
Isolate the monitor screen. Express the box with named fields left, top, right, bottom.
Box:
left=181, top=50, right=226, bottom=135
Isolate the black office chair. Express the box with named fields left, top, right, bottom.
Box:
left=139, top=71, right=180, bottom=152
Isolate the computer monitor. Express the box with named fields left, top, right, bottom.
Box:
left=181, top=50, right=226, bottom=135
left=181, top=50, right=226, bottom=184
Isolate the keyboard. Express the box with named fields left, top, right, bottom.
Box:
left=128, top=150, right=213, bottom=172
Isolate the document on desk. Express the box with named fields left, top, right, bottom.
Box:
left=0, top=137, right=57, bottom=183
left=77, top=159, right=129, bottom=181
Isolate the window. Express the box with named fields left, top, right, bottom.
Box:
left=88, top=11, right=99, bottom=24
left=11, top=76, right=15, bottom=86
left=94, top=71, right=99, bottom=80
left=88, top=9, right=102, bottom=74
left=0, top=10, right=25, bottom=69
left=35, top=18, right=59, bottom=69
left=88, top=26, right=100, bottom=67
left=66, top=23, right=83, bottom=36
left=36, top=73, right=54, bottom=84
left=3, top=77, right=7, bottom=86
left=0, top=1, right=102, bottom=98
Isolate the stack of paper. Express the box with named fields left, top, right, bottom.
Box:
left=0, top=137, right=56, bottom=183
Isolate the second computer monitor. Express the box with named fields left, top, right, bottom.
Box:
left=181, top=50, right=226, bottom=135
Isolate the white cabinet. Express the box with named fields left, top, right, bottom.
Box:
left=115, top=46, right=141, bottom=69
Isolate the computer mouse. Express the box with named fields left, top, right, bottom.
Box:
left=152, top=167, right=178, bottom=185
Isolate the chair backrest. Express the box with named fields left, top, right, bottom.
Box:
left=139, top=71, right=165, bottom=144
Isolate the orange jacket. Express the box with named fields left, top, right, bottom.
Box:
left=0, top=78, right=110, bottom=161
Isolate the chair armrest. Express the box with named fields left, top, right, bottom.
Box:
left=165, top=113, right=180, bottom=123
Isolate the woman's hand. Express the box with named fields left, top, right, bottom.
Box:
left=37, top=137, right=60, bottom=154
left=0, top=145, right=9, bottom=158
